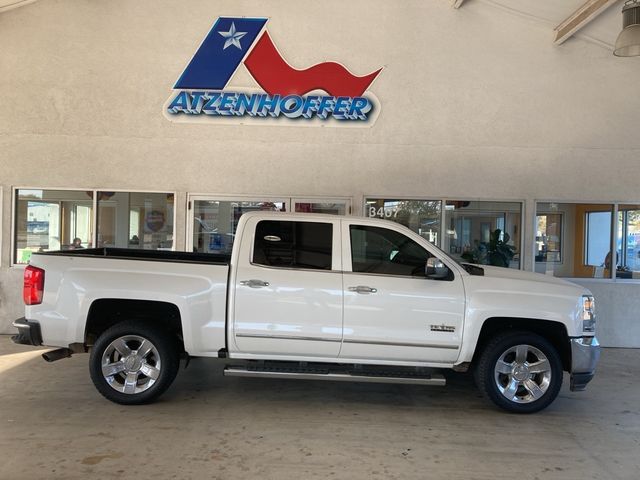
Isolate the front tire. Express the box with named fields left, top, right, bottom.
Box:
left=89, top=321, right=180, bottom=405
left=474, top=332, right=563, bottom=413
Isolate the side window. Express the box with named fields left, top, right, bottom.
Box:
left=253, top=220, right=333, bottom=270
left=350, top=225, right=433, bottom=277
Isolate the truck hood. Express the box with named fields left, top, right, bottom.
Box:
left=462, top=263, right=584, bottom=289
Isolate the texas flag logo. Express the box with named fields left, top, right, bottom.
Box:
left=164, top=17, right=382, bottom=126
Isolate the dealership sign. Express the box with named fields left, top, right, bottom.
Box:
left=164, top=17, right=382, bottom=126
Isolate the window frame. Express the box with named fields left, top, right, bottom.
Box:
left=363, top=196, right=525, bottom=271
left=95, top=190, right=176, bottom=251
left=247, top=216, right=342, bottom=273
left=363, top=196, right=443, bottom=247
left=187, top=193, right=351, bottom=255
left=187, top=194, right=290, bottom=256
left=251, top=219, right=334, bottom=271
left=348, top=223, right=438, bottom=278
left=535, top=212, right=564, bottom=264
left=342, top=217, right=458, bottom=280
left=617, top=205, right=640, bottom=274
left=584, top=208, right=614, bottom=268
left=11, top=186, right=177, bottom=267
left=443, top=199, right=524, bottom=270
left=533, top=200, right=624, bottom=281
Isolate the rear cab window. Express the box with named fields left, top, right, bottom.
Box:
left=253, top=220, right=333, bottom=270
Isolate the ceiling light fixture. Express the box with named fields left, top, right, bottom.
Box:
left=614, top=0, right=640, bottom=57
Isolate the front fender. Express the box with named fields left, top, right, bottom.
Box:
left=457, top=282, right=582, bottom=365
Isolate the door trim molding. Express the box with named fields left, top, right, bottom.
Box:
left=236, top=333, right=342, bottom=343
left=343, top=339, right=459, bottom=350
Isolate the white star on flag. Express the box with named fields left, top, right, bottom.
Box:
left=219, top=22, right=247, bottom=50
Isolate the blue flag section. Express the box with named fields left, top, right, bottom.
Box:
left=174, top=17, right=268, bottom=90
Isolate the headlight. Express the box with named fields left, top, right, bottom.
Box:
left=581, top=295, right=596, bottom=333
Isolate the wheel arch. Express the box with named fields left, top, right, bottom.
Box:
left=472, top=317, right=571, bottom=372
left=85, top=298, right=184, bottom=353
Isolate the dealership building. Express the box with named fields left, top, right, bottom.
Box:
left=1, top=0, right=639, bottom=348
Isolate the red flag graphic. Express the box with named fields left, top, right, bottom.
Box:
left=244, top=32, right=381, bottom=97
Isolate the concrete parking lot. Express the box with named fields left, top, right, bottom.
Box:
left=0, top=336, right=638, bottom=480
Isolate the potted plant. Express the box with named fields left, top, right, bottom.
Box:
left=461, top=229, right=516, bottom=268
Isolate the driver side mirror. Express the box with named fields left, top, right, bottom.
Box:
left=425, top=257, right=449, bottom=280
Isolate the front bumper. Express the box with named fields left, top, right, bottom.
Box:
left=569, top=336, right=600, bottom=391
left=11, top=317, right=43, bottom=347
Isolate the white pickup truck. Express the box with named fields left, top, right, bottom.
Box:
left=13, top=212, right=600, bottom=413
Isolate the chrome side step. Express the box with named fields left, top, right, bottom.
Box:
left=224, top=365, right=446, bottom=386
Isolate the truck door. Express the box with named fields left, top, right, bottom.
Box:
left=231, top=216, right=343, bottom=358
left=340, top=221, right=465, bottom=363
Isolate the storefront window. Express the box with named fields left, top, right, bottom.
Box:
left=364, top=199, right=442, bottom=245
left=14, top=189, right=94, bottom=264
left=192, top=200, right=287, bottom=254
left=535, top=203, right=613, bottom=278
left=617, top=205, right=640, bottom=278
left=97, top=192, right=174, bottom=250
left=444, top=201, right=522, bottom=269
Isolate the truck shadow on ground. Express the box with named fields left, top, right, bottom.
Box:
left=2, top=341, right=587, bottom=417
left=166, top=357, right=491, bottom=411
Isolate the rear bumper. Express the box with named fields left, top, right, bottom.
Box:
left=569, top=336, right=600, bottom=391
left=11, top=318, right=43, bottom=346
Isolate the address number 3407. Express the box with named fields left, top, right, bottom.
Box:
left=368, top=206, right=399, bottom=218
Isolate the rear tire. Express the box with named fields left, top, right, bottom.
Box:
left=474, top=331, right=563, bottom=413
left=89, top=321, right=180, bottom=405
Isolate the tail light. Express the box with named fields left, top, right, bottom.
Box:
left=23, top=265, right=45, bottom=305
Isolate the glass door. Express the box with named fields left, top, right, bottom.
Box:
left=189, top=196, right=288, bottom=254
left=187, top=195, right=351, bottom=254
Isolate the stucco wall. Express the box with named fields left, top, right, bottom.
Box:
left=1, top=0, right=639, bottom=345
left=573, top=280, right=640, bottom=348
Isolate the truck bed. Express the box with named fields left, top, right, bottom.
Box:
left=34, top=248, right=231, bottom=265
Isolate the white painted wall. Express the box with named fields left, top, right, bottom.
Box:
left=573, top=280, right=640, bottom=348
left=1, top=0, right=639, bottom=346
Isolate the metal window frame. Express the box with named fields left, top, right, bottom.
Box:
left=362, top=195, right=525, bottom=270
left=186, top=194, right=291, bottom=255
left=95, top=190, right=177, bottom=252
left=10, top=186, right=177, bottom=267
left=584, top=209, right=615, bottom=270
left=533, top=200, right=624, bottom=281
left=362, top=196, right=443, bottom=248
left=534, top=211, right=564, bottom=264
left=186, top=193, right=352, bottom=253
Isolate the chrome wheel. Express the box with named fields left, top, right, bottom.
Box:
left=101, top=335, right=162, bottom=394
left=493, top=344, right=552, bottom=404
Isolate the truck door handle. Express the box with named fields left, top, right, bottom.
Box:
left=240, top=279, right=270, bottom=288
left=348, top=285, right=378, bottom=294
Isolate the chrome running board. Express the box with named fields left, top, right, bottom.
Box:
left=224, top=365, right=445, bottom=386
